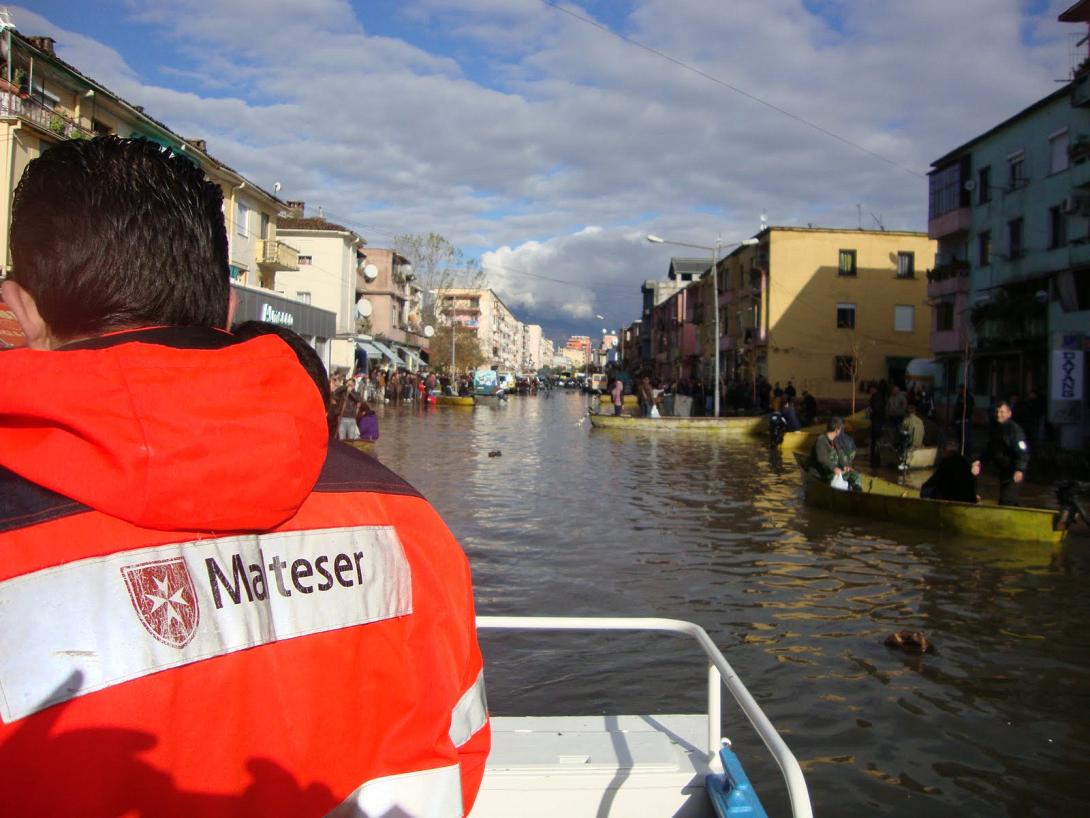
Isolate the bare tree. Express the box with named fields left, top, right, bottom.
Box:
left=392, top=232, right=486, bottom=319
left=845, top=331, right=873, bottom=415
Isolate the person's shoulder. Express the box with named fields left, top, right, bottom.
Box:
left=313, top=442, right=421, bottom=499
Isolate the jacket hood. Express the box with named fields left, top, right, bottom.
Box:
left=0, top=327, right=329, bottom=532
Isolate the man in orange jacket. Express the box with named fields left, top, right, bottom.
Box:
left=0, top=137, right=489, bottom=817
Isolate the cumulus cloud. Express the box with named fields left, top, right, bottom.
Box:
left=11, top=1, right=1081, bottom=339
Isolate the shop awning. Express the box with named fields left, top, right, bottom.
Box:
left=392, top=344, right=427, bottom=370
left=368, top=340, right=402, bottom=366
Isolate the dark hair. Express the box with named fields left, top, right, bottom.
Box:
left=232, top=321, right=329, bottom=410
left=826, top=416, right=844, bottom=433
left=10, top=136, right=229, bottom=340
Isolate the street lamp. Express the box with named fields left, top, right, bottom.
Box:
left=646, top=233, right=759, bottom=417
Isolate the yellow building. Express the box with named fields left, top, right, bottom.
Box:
left=716, top=227, right=935, bottom=404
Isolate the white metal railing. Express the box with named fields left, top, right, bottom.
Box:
left=476, top=615, right=813, bottom=818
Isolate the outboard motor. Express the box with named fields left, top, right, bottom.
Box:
left=1057, top=481, right=1090, bottom=530
left=768, top=412, right=787, bottom=446
left=896, top=427, right=911, bottom=469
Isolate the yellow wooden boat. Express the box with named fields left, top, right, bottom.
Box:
left=587, top=412, right=765, bottom=435
left=794, top=453, right=1065, bottom=544
left=877, top=444, right=938, bottom=470
left=777, top=427, right=822, bottom=452
left=436, top=394, right=475, bottom=407
left=597, top=394, right=640, bottom=406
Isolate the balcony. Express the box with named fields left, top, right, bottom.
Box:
left=931, top=327, right=967, bottom=356
left=926, top=261, right=970, bottom=298
left=928, top=207, right=971, bottom=240
left=258, top=240, right=300, bottom=272
left=0, top=88, right=94, bottom=140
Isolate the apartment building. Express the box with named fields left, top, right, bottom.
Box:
left=436, top=288, right=522, bottom=371
left=715, top=226, right=934, bottom=402
left=352, top=247, right=429, bottom=371
left=276, top=205, right=367, bottom=373
left=925, top=0, right=1090, bottom=448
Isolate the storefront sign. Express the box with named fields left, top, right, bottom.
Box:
left=260, top=303, right=295, bottom=328
left=1049, top=333, right=1084, bottom=424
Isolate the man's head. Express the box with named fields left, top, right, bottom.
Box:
left=907, top=403, right=917, bottom=416
left=996, top=401, right=1012, bottom=424
left=825, top=416, right=844, bottom=438
left=3, top=136, right=230, bottom=348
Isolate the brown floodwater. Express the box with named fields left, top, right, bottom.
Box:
left=363, top=390, right=1090, bottom=817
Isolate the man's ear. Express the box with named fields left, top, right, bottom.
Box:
left=1, top=280, right=54, bottom=349
left=225, top=287, right=237, bottom=330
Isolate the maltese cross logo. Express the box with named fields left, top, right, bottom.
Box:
left=121, top=557, right=200, bottom=648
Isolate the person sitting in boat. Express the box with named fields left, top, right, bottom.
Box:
left=782, top=400, right=802, bottom=432
left=357, top=400, right=380, bottom=441
left=835, top=428, right=863, bottom=491
left=971, top=400, right=1029, bottom=507
left=806, top=417, right=862, bottom=491
left=897, top=403, right=926, bottom=470
left=920, top=440, right=977, bottom=503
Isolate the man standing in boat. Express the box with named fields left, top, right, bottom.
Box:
left=897, top=403, right=926, bottom=470
left=971, top=400, right=1029, bottom=507
left=610, top=375, right=625, bottom=416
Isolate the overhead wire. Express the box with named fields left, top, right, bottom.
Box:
left=537, top=0, right=924, bottom=179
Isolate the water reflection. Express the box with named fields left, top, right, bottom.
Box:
left=367, top=392, right=1090, bottom=817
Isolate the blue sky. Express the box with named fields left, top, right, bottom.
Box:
left=12, top=1, right=1081, bottom=341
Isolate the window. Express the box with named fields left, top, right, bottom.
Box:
left=838, top=249, right=857, bottom=277
left=834, top=356, right=855, bottom=382
left=836, top=303, right=856, bottom=329
left=1008, top=217, right=1024, bottom=258
left=295, top=291, right=312, bottom=305
left=298, top=255, right=312, bottom=265
left=979, top=230, right=991, bottom=266
left=894, top=305, right=915, bottom=332
left=260, top=213, right=270, bottom=241
left=978, top=166, right=992, bottom=204
left=936, top=301, right=954, bottom=331
left=1049, top=130, right=1070, bottom=174
left=1049, top=205, right=1067, bottom=249
left=1008, top=152, right=1025, bottom=190
left=235, top=201, right=250, bottom=237
left=896, top=251, right=915, bottom=278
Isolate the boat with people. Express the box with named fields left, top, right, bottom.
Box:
left=472, top=616, right=812, bottom=818
left=588, top=411, right=766, bottom=435
left=597, top=393, right=641, bottom=406
left=793, top=453, right=1067, bottom=543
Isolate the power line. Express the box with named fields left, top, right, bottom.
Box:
left=538, top=0, right=923, bottom=179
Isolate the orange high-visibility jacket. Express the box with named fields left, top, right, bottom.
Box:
left=0, top=327, right=489, bottom=818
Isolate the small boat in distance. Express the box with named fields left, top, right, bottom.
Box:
left=588, top=412, right=766, bottom=435
left=794, top=453, right=1066, bottom=544
left=436, top=394, right=475, bottom=407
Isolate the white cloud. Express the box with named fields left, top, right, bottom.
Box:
left=10, top=1, right=1082, bottom=339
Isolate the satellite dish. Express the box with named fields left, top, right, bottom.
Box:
left=963, top=179, right=977, bottom=192
left=363, top=264, right=379, bottom=281
left=273, top=181, right=282, bottom=193
left=423, top=325, right=435, bottom=338
left=355, top=297, right=373, bottom=318
left=401, top=264, right=412, bottom=277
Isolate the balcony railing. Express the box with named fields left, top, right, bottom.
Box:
left=0, top=88, right=94, bottom=140
left=258, top=240, right=300, bottom=272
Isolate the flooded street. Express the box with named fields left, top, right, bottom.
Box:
left=367, top=391, right=1090, bottom=818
